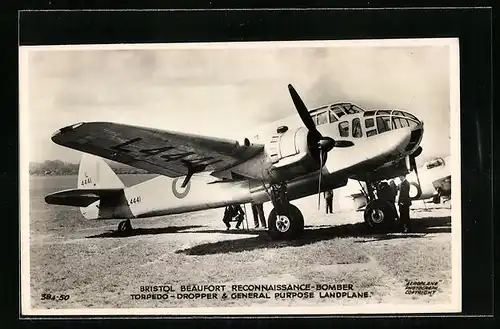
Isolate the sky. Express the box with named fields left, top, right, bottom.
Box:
left=20, top=39, right=456, bottom=166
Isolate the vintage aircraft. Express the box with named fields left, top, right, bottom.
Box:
left=45, top=84, right=424, bottom=240
left=350, top=155, right=452, bottom=211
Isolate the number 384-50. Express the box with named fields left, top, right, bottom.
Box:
left=40, top=293, right=70, bottom=301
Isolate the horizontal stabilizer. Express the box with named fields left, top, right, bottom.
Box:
left=45, top=188, right=124, bottom=207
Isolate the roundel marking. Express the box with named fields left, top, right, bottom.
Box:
left=172, top=177, right=191, bottom=199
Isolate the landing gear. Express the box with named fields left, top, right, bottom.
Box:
left=117, top=219, right=132, bottom=232
left=363, top=199, right=397, bottom=231
left=362, top=181, right=397, bottom=232
left=265, top=182, right=304, bottom=240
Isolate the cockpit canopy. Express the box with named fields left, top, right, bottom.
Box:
left=309, top=104, right=421, bottom=139
left=309, top=103, right=365, bottom=126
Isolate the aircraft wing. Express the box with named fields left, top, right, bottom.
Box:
left=51, top=122, right=264, bottom=177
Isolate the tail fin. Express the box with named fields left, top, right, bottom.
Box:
left=78, top=154, right=124, bottom=189
left=45, top=154, right=129, bottom=220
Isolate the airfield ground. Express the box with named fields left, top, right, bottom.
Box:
left=27, top=175, right=454, bottom=311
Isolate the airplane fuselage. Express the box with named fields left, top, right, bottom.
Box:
left=80, top=104, right=424, bottom=220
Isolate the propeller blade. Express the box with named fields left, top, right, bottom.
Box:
left=412, top=157, right=423, bottom=191
left=334, top=140, right=355, bottom=148
left=288, top=84, right=321, bottom=139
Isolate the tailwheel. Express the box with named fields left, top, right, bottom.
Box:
left=364, top=199, right=396, bottom=232
left=117, top=219, right=132, bottom=233
left=268, top=204, right=304, bottom=240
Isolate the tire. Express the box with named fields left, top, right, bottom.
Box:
left=118, top=221, right=125, bottom=232
left=118, top=220, right=132, bottom=232
left=364, top=199, right=396, bottom=232
left=124, top=219, right=132, bottom=232
left=268, top=204, right=304, bottom=240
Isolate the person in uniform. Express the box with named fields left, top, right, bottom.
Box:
left=396, top=175, right=412, bottom=233
left=251, top=203, right=266, bottom=228
left=222, top=204, right=245, bottom=230
left=324, top=189, right=334, bottom=214
left=388, top=179, right=399, bottom=220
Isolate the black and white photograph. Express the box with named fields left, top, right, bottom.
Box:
left=20, top=38, right=461, bottom=315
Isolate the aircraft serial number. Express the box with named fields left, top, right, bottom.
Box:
left=129, top=196, right=142, bottom=204
left=40, top=293, right=70, bottom=301
left=111, top=138, right=222, bottom=166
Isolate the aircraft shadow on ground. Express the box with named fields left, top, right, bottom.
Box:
left=176, top=215, right=451, bottom=256
left=86, top=225, right=204, bottom=238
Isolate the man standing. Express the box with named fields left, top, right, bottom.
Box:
left=251, top=203, right=266, bottom=228
left=324, top=189, right=334, bottom=214
left=388, top=179, right=399, bottom=220
left=396, top=175, right=412, bottom=233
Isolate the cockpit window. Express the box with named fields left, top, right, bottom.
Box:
left=331, top=105, right=346, bottom=118
left=343, top=104, right=360, bottom=114
left=392, top=117, right=403, bottom=129
left=339, top=121, right=349, bottom=137
left=352, top=118, right=362, bottom=138
left=376, top=110, right=391, bottom=115
left=402, top=112, right=418, bottom=121
left=363, top=111, right=376, bottom=117
left=365, top=118, right=375, bottom=128
left=376, top=116, right=391, bottom=134
left=329, top=110, right=338, bottom=123
left=407, top=120, right=418, bottom=129
left=366, top=129, right=377, bottom=137
left=316, top=111, right=328, bottom=125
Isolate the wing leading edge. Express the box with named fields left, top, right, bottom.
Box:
left=51, top=122, right=264, bottom=178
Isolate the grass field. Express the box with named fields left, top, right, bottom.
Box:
left=26, top=175, right=454, bottom=312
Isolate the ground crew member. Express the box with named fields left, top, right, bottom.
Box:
left=324, top=189, right=334, bottom=214
left=396, top=175, right=412, bottom=233
left=251, top=203, right=266, bottom=228
left=388, top=179, right=399, bottom=220
left=222, top=204, right=245, bottom=230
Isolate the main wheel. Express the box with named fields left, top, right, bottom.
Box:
left=268, top=204, right=304, bottom=240
left=364, top=199, right=396, bottom=232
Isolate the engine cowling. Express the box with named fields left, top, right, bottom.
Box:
left=264, top=127, right=322, bottom=182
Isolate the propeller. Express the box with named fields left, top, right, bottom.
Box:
left=287, top=84, right=354, bottom=210
left=409, top=146, right=423, bottom=191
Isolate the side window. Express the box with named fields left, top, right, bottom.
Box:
left=339, top=121, right=350, bottom=137
left=317, top=112, right=328, bottom=125
left=365, top=118, right=374, bottom=128
left=352, top=118, right=362, bottom=138
left=329, top=111, right=338, bottom=123
left=366, top=129, right=377, bottom=137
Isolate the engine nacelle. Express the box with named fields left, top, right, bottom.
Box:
left=265, top=127, right=321, bottom=182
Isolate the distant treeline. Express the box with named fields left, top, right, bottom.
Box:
left=29, top=160, right=149, bottom=175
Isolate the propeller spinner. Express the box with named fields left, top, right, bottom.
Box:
left=287, top=84, right=354, bottom=209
